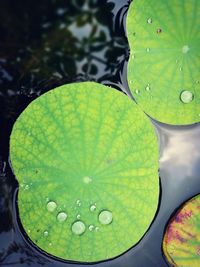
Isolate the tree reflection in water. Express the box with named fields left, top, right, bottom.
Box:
left=0, top=0, right=130, bottom=266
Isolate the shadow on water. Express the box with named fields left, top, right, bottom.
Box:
left=0, top=0, right=200, bottom=266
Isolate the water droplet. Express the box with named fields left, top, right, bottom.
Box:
left=145, top=84, right=151, bottom=91
left=89, top=225, right=94, bottom=231
left=98, top=210, right=113, bottom=225
left=179, top=67, right=183, bottom=71
left=57, top=212, right=67, bottom=222
left=90, top=204, right=96, bottom=212
left=44, top=231, right=48, bottom=237
left=182, top=45, right=190, bottom=54
left=146, top=48, right=150, bottom=52
left=157, top=28, right=162, bottom=34
left=180, top=90, right=194, bottom=104
left=72, top=221, right=86, bottom=235
left=83, top=176, right=92, bottom=184
left=95, top=227, right=99, bottom=231
left=28, top=229, right=31, bottom=233
left=49, top=242, right=52, bottom=246
left=131, top=54, right=135, bottom=60
left=135, top=89, right=140, bottom=95
left=147, top=18, right=152, bottom=24
left=25, top=185, right=29, bottom=190
left=46, top=201, right=57, bottom=212
left=77, top=214, right=81, bottom=219
left=76, top=200, right=81, bottom=207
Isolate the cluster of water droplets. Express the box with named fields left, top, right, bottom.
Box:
left=40, top=199, right=113, bottom=241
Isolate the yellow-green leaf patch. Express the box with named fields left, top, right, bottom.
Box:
left=127, top=0, right=200, bottom=125
left=10, top=82, right=159, bottom=263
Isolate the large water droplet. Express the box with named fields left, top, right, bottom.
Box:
left=57, top=212, right=67, bottom=222
left=98, top=210, right=113, bottom=225
left=44, top=231, right=49, bottom=237
left=90, top=204, right=96, bottom=212
left=46, top=201, right=57, bottom=212
left=72, top=221, right=86, bottom=235
left=180, top=90, right=194, bottom=104
left=147, top=18, right=152, bottom=24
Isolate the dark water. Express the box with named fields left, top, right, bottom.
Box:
left=0, top=0, right=200, bottom=266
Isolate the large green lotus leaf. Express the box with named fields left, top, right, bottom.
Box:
left=10, top=82, right=159, bottom=263
left=163, top=195, right=200, bottom=267
left=127, top=0, right=200, bottom=125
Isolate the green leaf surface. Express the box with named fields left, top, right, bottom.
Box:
left=163, top=194, right=200, bottom=267
left=10, top=82, right=159, bottom=263
left=127, top=0, right=200, bottom=125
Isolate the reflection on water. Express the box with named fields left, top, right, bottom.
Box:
left=0, top=0, right=200, bottom=266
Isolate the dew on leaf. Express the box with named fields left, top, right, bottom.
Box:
left=89, top=225, right=95, bottom=231
left=46, top=201, right=57, bottom=212
left=147, top=18, right=152, bottom=24
left=90, top=204, right=96, bottom=212
left=157, top=28, right=162, bottom=34
left=57, top=212, right=67, bottom=222
left=180, top=91, right=194, bottom=104
left=98, top=210, right=113, bottom=225
left=127, top=0, right=200, bottom=124
left=145, top=84, right=151, bottom=91
left=76, top=200, right=81, bottom=207
left=72, top=221, right=86, bottom=236
left=24, top=185, right=29, bottom=190
left=44, top=231, right=49, bottom=237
